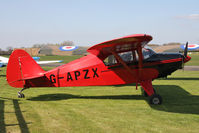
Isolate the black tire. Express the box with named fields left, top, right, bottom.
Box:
left=149, top=94, right=162, bottom=105
left=18, top=93, right=25, bottom=98
left=21, top=93, right=25, bottom=98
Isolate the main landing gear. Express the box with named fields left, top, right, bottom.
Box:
left=18, top=87, right=28, bottom=98
left=143, top=88, right=162, bottom=105
left=149, top=94, right=162, bottom=105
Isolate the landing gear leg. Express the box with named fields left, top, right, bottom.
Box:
left=18, top=87, right=28, bottom=98
left=140, top=80, right=162, bottom=105
left=142, top=88, right=156, bottom=97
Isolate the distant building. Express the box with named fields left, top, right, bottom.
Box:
left=14, top=48, right=40, bottom=56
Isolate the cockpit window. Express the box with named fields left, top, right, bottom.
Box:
left=104, top=51, right=137, bottom=66
left=103, top=46, right=156, bottom=66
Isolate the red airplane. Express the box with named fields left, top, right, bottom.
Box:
left=6, top=34, right=191, bottom=104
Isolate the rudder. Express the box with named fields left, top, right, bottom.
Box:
left=6, top=49, right=45, bottom=88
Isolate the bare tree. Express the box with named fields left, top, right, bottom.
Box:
left=33, top=44, right=46, bottom=48
left=6, top=46, right=13, bottom=54
left=60, top=41, right=74, bottom=46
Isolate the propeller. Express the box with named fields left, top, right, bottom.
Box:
left=184, top=42, right=188, bottom=58
left=181, top=42, right=189, bottom=70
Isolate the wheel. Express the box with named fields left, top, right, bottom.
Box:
left=149, top=94, right=162, bottom=105
left=21, top=93, right=25, bottom=98
left=18, top=93, right=25, bottom=98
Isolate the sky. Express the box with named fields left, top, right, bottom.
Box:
left=0, top=0, right=199, bottom=50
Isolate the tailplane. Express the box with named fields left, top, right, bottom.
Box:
left=6, top=49, right=45, bottom=88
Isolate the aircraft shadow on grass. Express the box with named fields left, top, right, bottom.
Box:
left=27, top=85, right=199, bottom=115
left=0, top=98, right=30, bottom=133
left=0, top=74, right=6, bottom=77
left=158, top=77, right=199, bottom=80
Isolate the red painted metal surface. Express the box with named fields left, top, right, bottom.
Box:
left=87, top=34, right=152, bottom=58
left=7, top=49, right=45, bottom=88
left=140, top=80, right=154, bottom=96
left=6, top=34, right=191, bottom=99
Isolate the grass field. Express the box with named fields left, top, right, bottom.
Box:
left=0, top=66, right=199, bottom=133
left=38, top=55, right=83, bottom=64
left=186, top=54, right=199, bottom=66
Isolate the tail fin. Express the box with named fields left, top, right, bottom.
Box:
left=6, top=49, right=45, bottom=88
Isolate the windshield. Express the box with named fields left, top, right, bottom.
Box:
left=142, top=46, right=156, bottom=60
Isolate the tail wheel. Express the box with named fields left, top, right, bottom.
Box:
left=18, top=93, right=25, bottom=98
left=149, top=94, right=162, bottom=105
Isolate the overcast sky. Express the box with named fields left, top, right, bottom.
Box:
left=0, top=0, right=199, bottom=50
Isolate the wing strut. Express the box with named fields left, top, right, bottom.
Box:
left=137, top=46, right=144, bottom=89
left=111, top=50, right=134, bottom=75
left=111, top=45, right=144, bottom=89
left=111, top=50, right=140, bottom=89
left=137, top=46, right=143, bottom=69
left=136, top=45, right=143, bottom=82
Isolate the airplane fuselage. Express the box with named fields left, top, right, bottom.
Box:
left=24, top=52, right=190, bottom=88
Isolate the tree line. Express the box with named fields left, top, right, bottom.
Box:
left=32, top=40, right=75, bottom=48
left=0, top=47, right=13, bottom=55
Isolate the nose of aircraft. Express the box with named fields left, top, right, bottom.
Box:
left=183, top=55, right=191, bottom=63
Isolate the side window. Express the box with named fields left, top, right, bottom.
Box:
left=104, top=55, right=118, bottom=66
left=118, top=51, right=133, bottom=62
left=104, top=51, right=138, bottom=66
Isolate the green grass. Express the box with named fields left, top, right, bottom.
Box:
left=1, top=67, right=199, bottom=133
left=186, top=54, right=199, bottom=66
left=38, top=55, right=83, bottom=64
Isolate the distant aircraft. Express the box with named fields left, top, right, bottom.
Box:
left=0, top=56, right=9, bottom=67
left=31, top=56, right=63, bottom=64
left=180, top=44, right=199, bottom=50
left=59, top=46, right=78, bottom=51
left=0, top=56, right=63, bottom=67
left=6, top=34, right=191, bottom=105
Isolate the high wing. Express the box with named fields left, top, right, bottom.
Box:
left=36, top=60, right=63, bottom=64
left=87, top=34, right=152, bottom=58
left=88, top=34, right=153, bottom=90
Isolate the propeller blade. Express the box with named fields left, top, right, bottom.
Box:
left=182, top=42, right=189, bottom=70
left=184, top=42, right=188, bottom=58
